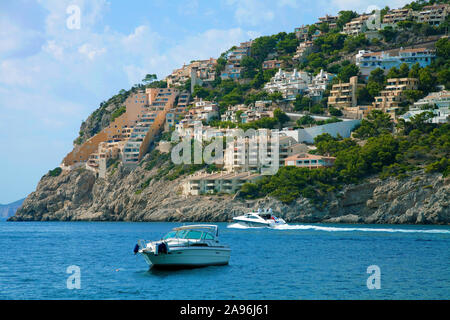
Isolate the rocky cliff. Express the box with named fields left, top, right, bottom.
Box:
left=10, top=155, right=449, bottom=224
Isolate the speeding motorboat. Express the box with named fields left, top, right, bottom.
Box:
left=232, top=208, right=286, bottom=228
left=135, top=225, right=230, bottom=269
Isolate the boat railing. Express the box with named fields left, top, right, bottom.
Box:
left=138, top=239, right=150, bottom=249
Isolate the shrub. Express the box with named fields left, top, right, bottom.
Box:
left=48, top=167, right=62, bottom=177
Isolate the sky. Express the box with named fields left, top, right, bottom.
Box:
left=0, top=0, right=412, bottom=204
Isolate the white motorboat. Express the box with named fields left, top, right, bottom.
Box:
left=136, top=225, right=230, bottom=269
left=232, top=208, right=286, bottom=228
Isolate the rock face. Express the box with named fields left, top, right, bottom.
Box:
left=10, top=162, right=450, bottom=224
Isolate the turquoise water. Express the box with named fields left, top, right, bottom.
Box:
left=0, top=221, right=449, bottom=299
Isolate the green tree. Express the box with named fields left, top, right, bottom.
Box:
left=274, top=108, right=290, bottom=127
left=353, top=110, right=393, bottom=139
left=142, top=74, right=157, bottom=84
left=338, top=64, right=359, bottom=82
left=192, top=85, right=210, bottom=99
left=436, top=37, right=450, bottom=60
left=268, top=91, right=283, bottom=102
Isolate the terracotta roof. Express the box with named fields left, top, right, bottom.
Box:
left=284, top=153, right=335, bottom=161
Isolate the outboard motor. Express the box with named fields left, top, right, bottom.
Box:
left=133, top=243, right=139, bottom=255
left=158, top=242, right=168, bottom=254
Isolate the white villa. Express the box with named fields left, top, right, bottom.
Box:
left=264, top=69, right=312, bottom=100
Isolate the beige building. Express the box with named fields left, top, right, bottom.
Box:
left=317, top=14, right=338, bottom=29
left=342, top=105, right=377, bottom=119
left=62, top=91, right=150, bottom=168
left=382, top=8, right=413, bottom=24
left=342, top=15, right=370, bottom=36
left=285, top=153, right=336, bottom=169
left=166, top=58, right=217, bottom=88
left=122, top=88, right=180, bottom=166
left=328, top=76, right=362, bottom=110
left=224, top=134, right=308, bottom=172
left=262, top=59, right=283, bottom=70
left=372, top=78, right=419, bottom=111
left=417, top=4, right=449, bottom=26
left=293, top=41, right=314, bottom=62
left=182, top=171, right=262, bottom=196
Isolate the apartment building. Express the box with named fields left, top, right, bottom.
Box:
left=307, top=69, right=335, bottom=102
left=327, top=76, right=362, bottom=109
left=86, top=140, right=126, bottom=171
left=224, top=134, right=307, bottom=172
left=413, top=89, right=450, bottom=109
left=317, top=14, right=338, bottom=29
left=192, top=58, right=217, bottom=83
left=61, top=90, right=151, bottom=169
left=182, top=171, right=262, bottom=196
left=166, top=58, right=217, bottom=88
left=221, top=104, right=273, bottom=124
left=417, top=4, right=449, bottom=26
left=186, top=100, right=219, bottom=123
left=399, top=89, right=450, bottom=124
left=382, top=8, right=413, bottom=24
left=221, top=41, right=253, bottom=80
left=284, top=153, right=336, bottom=169
left=293, top=41, right=314, bottom=62
left=356, top=48, right=435, bottom=77
left=165, top=91, right=191, bottom=131
left=342, top=105, right=377, bottom=119
left=342, top=15, right=370, bottom=36
left=372, top=78, right=419, bottom=111
left=122, top=88, right=180, bottom=166
left=262, top=59, right=283, bottom=70
left=264, top=69, right=312, bottom=100
left=294, top=25, right=309, bottom=41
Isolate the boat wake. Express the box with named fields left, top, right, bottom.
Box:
left=228, top=223, right=450, bottom=234
left=227, top=223, right=265, bottom=229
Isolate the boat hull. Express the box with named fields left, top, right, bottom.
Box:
left=140, top=247, right=231, bottom=269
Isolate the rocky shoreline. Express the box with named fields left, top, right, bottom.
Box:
left=9, top=159, right=450, bottom=224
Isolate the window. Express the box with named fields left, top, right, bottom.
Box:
left=163, top=231, right=176, bottom=239
left=185, top=230, right=203, bottom=240
left=202, top=233, right=215, bottom=240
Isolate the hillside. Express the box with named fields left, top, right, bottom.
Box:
left=9, top=0, right=450, bottom=224
left=10, top=151, right=449, bottom=223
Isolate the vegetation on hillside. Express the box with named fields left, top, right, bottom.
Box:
left=240, top=111, right=450, bottom=204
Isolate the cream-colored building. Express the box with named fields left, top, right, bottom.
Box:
left=285, top=153, right=336, bottom=169
left=382, top=8, right=413, bottom=24
left=182, top=171, right=262, bottom=196
left=224, top=134, right=308, bottom=172
left=327, top=76, right=362, bottom=109
left=417, top=4, right=449, bottom=26
left=372, top=78, right=419, bottom=111
left=342, top=15, right=370, bottom=36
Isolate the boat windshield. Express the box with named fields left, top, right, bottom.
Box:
left=184, top=230, right=203, bottom=240
left=162, top=231, right=177, bottom=239
left=163, top=228, right=217, bottom=240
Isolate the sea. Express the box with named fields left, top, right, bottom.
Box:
left=0, top=221, right=449, bottom=300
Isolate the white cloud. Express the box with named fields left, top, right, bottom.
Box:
left=277, top=0, right=299, bottom=8
left=78, top=43, right=106, bottom=60
left=0, top=15, right=44, bottom=59
left=325, top=0, right=411, bottom=14
left=43, top=40, right=64, bottom=59
left=226, top=0, right=274, bottom=26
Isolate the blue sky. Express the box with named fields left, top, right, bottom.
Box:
left=0, top=0, right=411, bottom=204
